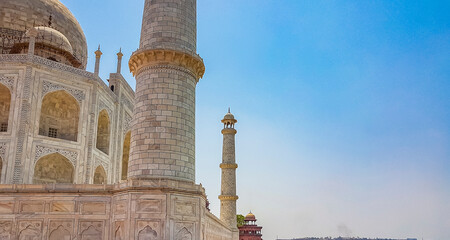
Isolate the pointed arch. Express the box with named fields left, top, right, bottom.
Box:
left=33, top=153, right=74, bottom=184
left=138, top=226, right=157, bottom=240
left=0, top=83, right=11, bottom=132
left=176, top=227, right=192, bottom=240
left=49, top=225, right=71, bottom=240
left=39, top=90, right=80, bottom=141
left=121, top=131, right=131, bottom=180
left=96, top=109, right=110, bottom=155
left=93, top=165, right=107, bottom=184
left=81, top=225, right=102, bottom=239
left=115, top=226, right=124, bottom=240
left=19, top=225, right=41, bottom=240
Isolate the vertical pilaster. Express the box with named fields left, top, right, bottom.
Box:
left=26, top=28, right=38, bottom=57
left=219, top=111, right=239, bottom=232
left=128, top=0, right=205, bottom=182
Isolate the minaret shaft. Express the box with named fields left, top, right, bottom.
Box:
left=220, top=113, right=239, bottom=231
left=128, top=0, right=204, bottom=182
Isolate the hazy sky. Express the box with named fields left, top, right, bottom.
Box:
left=60, top=0, right=450, bottom=239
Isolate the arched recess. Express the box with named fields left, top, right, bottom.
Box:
left=93, top=165, right=107, bottom=184
left=175, top=227, right=192, bottom=240
left=138, top=226, right=157, bottom=240
left=96, top=109, right=110, bottom=155
left=121, top=131, right=131, bottom=180
left=39, top=90, right=80, bottom=141
left=0, top=83, right=11, bottom=132
left=33, top=153, right=74, bottom=184
left=49, top=226, right=71, bottom=240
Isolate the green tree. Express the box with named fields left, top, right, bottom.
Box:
left=237, top=214, right=245, bottom=227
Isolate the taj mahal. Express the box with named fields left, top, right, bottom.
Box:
left=0, top=0, right=241, bottom=239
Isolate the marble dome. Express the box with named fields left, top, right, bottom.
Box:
left=0, top=0, right=88, bottom=68
left=31, top=26, right=74, bottom=54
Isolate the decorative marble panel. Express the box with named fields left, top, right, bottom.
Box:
left=50, top=201, right=75, bottom=213
left=34, top=145, right=78, bottom=167
left=114, top=200, right=127, bottom=215
left=98, top=100, right=113, bottom=117
left=120, top=97, right=133, bottom=111
left=174, top=201, right=196, bottom=216
left=114, top=221, right=125, bottom=240
left=42, top=80, right=85, bottom=103
left=19, top=201, right=45, bottom=213
left=79, top=221, right=103, bottom=240
left=0, top=221, right=12, bottom=239
left=0, top=201, right=14, bottom=214
left=175, top=226, right=193, bottom=240
left=122, top=113, right=132, bottom=135
left=0, top=142, right=6, bottom=160
left=0, top=75, right=14, bottom=91
left=80, top=202, right=106, bottom=215
left=18, top=220, right=43, bottom=240
left=48, top=220, right=73, bottom=240
left=136, top=221, right=159, bottom=240
left=137, top=199, right=162, bottom=213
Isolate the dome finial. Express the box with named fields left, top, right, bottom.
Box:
left=228, top=107, right=230, bottom=113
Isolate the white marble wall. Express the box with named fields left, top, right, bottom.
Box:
left=0, top=54, right=134, bottom=185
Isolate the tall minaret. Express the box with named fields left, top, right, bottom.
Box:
left=219, top=109, right=239, bottom=234
left=128, top=0, right=205, bottom=182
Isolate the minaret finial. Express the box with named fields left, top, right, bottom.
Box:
left=98, top=44, right=101, bottom=51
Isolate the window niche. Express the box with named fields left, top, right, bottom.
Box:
left=0, top=83, right=11, bottom=133
left=96, top=109, right=111, bottom=155
left=39, top=90, right=80, bottom=141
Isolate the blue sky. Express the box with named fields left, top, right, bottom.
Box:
left=61, top=0, right=450, bottom=239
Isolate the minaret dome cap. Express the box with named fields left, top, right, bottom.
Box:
left=221, top=109, right=237, bottom=124
left=245, top=212, right=256, bottom=220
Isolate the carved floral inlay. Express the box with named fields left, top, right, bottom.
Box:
left=0, top=142, right=6, bottom=160
left=0, top=75, right=15, bottom=91
left=122, top=113, right=132, bottom=135
left=98, top=100, right=113, bottom=117
left=120, top=97, right=133, bottom=111
left=42, top=80, right=85, bottom=103
left=34, top=145, right=78, bottom=167
left=129, top=49, right=205, bottom=80
left=95, top=158, right=109, bottom=175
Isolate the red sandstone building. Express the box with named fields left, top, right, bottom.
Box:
left=239, top=212, right=263, bottom=240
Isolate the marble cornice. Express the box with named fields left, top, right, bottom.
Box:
left=128, top=48, right=205, bottom=80
left=0, top=179, right=206, bottom=198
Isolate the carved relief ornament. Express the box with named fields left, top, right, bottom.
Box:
left=122, top=113, right=132, bottom=135
left=0, top=142, right=7, bottom=160
left=128, top=49, right=205, bottom=80
left=0, top=75, right=15, bottom=91
left=42, top=80, right=86, bottom=103
left=98, top=100, right=113, bottom=117
left=34, top=145, right=78, bottom=167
